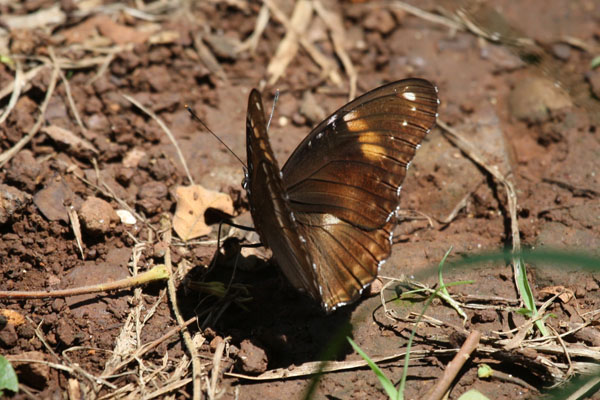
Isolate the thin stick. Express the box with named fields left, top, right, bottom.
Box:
left=52, top=48, right=86, bottom=131
left=0, top=60, right=23, bottom=124
left=263, top=0, right=342, bottom=86
left=122, top=94, right=195, bottom=185
left=236, top=4, right=270, bottom=54
left=102, top=316, right=198, bottom=378
left=424, top=330, right=481, bottom=400
left=438, top=120, right=536, bottom=332
left=0, top=57, right=59, bottom=168
left=0, top=265, right=168, bottom=299
left=391, top=1, right=463, bottom=31
left=313, top=0, right=357, bottom=100
left=162, top=217, right=203, bottom=400
left=0, top=64, right=44, bottom=101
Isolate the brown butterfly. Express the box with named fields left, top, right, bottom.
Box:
left=244, top=79, right=439, bottom=312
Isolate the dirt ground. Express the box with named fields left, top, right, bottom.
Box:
left=1, top=0, right=600, bottom=399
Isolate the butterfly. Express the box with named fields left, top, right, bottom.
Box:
left=243, top=79, right=439, bottom=312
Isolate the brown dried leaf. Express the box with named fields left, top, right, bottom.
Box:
left=539, top=285, right=574, bottom=303
left=1, top=309, right=25, bottom=326
left=42, top=125, right=98, bottom=156
left=173, top=185, right=234, bottom=241
left=61, top=15, right=152, bottom=45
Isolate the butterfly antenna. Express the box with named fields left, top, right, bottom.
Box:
left=185, top=105, right=247, bottom=169
left=266, top=89, right=280, bottom=132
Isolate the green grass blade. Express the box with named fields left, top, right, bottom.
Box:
left=347, top=337, right=399, bottom=400
left=513, top=255, right=548, bottom=335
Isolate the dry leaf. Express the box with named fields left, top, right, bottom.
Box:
left=1, top=309, right=25, bottom=326
left=62, top=15, right=152, bottom=45
left=173, top=185, right=234, bottom=241
left=42, top=125, right=98, bottom=156
left=539, top=285, right=574, bottom=303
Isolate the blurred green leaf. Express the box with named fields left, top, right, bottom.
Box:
left=0, top=355, right=18, bottom=395
left=457, top=389, right=490, bottom=400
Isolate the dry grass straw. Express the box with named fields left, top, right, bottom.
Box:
left=0, top=53, right=59, bottom=168
left=122, top=94, right=195, bottom=185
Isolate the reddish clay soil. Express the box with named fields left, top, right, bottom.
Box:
left=1, top=1, right=600, bottom=399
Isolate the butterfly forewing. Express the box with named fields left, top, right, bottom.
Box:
left=244, top=80, right=439, bottom=312
left=282, top=79, right=439, bottom=230
left=245, top=90, right=321, bottom=303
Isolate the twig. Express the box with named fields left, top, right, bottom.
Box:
left=313, top=0, right=357, bottom=100
left=0, top=56, right=59, bottom=168
left=207, top=340, right=226, bottom=399
left=263, top=0, right=342, bottom=86
left=500, top=291, right=561, bottom=350
left=68, top=167, right=150, bottom=231
left=226, top=348, right=458, bottom=381
left=0, top=265, right=168, bottom=299
left=236, top=4, right=270, bottom=54
left=161, top=215, right=203, bottom=400
left=0, top=60, right=23, bottom=124
left=66, top=205, right=85, bottom=259
left=390, top=1, right=463, bottom=31
left=487, top=369, right=539, bottom=392
left=192, top=33, right=227, bottom=81
left=102, top=316, right=198, bottom=378
left=265, top=0, right=313, bottom=85
left=438, top=119, right=545, bottom=335
left=425, top=330, right=481, bottom=400
left=548, top=325, right=573, bottom=378
left=0, top=64, right=45, bottom=101
left=51, top=50, right=86, bottom=131
left=122, top=94, right=195, bottom=185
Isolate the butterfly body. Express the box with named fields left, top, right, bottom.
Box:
left=245, top=79, right=439, bottom=312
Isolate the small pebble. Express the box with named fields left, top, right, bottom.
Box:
left=236, top=339, right=268, bottom=374
left=79, top=196, right=118, bottom=235
left=0, top=184, right=31, bottom=225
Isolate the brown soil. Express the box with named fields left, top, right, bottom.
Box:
left=1, top=1, right=599, bottom=399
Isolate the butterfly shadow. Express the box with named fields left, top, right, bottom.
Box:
left=176, top=236, right=361, bottom=369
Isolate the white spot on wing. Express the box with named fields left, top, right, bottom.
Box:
left=322, top=214, right=341, bottom=225
left=402, top=92, right=416, bottom=101
left=343, top=111, right=357, bottom=122
left=316, top=132, right=323, bottom=140
left=402, top=120, right=408, bottom=126
left=396, top=185, right=402, bottom=197
left=385, top=211, right=393, bottom=223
